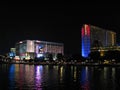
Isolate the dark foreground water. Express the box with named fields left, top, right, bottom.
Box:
left=0, top=64, right=120, bottom=90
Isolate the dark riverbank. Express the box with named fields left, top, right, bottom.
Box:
left=1, top=61, right=120, bottom=67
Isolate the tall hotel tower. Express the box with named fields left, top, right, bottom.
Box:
left=81, top=24, right=116, bottom=57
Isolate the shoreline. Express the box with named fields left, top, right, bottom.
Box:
left=1, top=61, right=120, bottom=66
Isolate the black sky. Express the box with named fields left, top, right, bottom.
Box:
left=0, top=2, right=120, bottom=55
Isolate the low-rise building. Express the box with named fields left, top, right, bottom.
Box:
left=15, top=40, right=64, bottom=60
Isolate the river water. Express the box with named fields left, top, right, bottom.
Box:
left=0, top=64, right=120, bottom=90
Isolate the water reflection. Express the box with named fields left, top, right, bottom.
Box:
left=9, top=64, right=37, bottom=89
left=69, top=66, right=77, bottom=82
left=112, top=68, right=116, bottom=90
left=0, top=64, right=119, bottom=90
left=35, top=66, right=43, bottom=90
left=59, top=66, right=63, bottom=82
left=9, top=64, right=15, bottom=90
left=80, top=67, right=90, bottom=90
left=73, top=66, right=77, bottom=82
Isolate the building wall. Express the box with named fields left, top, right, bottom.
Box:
left=106, top=31, right=116, bottom=46
left=26, top=40, right=35, bottom=52
left=15, top=40, right=64, bottom=60
left=91, top=25, right=107, bottom=47
left=81, top=24, right=91, bottom=57
left=81, top=24, right=116, bottom=58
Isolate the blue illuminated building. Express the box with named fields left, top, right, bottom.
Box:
left=81, top=24, right=116, bottom=58
left=81, top=24, right=90, bottom=58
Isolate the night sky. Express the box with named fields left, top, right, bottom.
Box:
left=0, top=2, right=120, bottom=55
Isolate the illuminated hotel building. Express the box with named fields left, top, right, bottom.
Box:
left=15, top=40, right=64, bottom=60
left=81, top=24, right=116, bottom=57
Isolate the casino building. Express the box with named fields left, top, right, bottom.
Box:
left=15, top=40, right=64, bottom=60
left=81, top=24, right=116, bottom=57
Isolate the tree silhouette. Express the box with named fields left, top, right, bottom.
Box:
left=89, top=51, right=100, bottom=62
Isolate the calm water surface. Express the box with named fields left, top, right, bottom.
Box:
left=0, top=64, right=120, bottom=90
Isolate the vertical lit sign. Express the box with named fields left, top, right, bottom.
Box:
left=85, top=25, right=87, bottom=35
left=85, top=24, right=90, bottom=36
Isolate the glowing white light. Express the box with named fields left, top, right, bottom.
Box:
left=37, top=54, right=43, bottom=58
left=19, top=41, right=23, bottom=43
left=36, top=40, right=41, bottom=43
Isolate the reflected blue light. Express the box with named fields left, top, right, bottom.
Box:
left=80, top=67, right=90, bottom=90
left=9, top=64, right=15, bottom=73
left=9, top=65, right=15, bottom=90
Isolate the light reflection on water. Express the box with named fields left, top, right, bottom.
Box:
left=0, top=64, right=120, bottom=90
left=80, top=67, right=90, bottom=90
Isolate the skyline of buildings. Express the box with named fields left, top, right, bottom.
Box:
left=6, top=24, right=120, bottom=60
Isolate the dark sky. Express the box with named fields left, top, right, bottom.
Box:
left=0, top=1, right=120, bottom=55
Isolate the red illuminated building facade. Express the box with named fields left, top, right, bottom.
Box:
left=81, top=24, right=116, bottom=57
